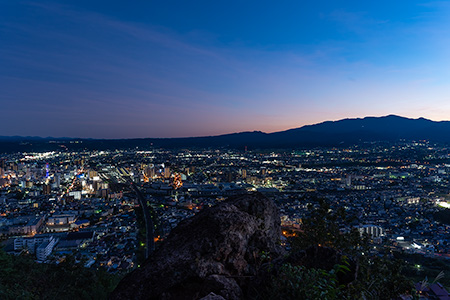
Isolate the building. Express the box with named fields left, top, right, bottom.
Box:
left=357, top=225, right=384, bottom=238
left=14, top=235, right=58, bottom=260
left=69, top=190, right=82, bottom=200
left=164, top=167, right=171, bottom=179
left=27, top=216, right=45, bottom=235
left=53, top=174, right=61, bottom=188
left=42, top=184, right=51, bottom=195
left=415, top=282, right=450, bottom=299
left=89, top=170, right=98, bottom=179
left=47, top=214, right=77, bottom=231
left=36, top=236, right=58, bottom=261
left=146, top=166, right=155, bottom=179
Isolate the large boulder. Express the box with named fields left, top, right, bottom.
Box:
left=110, top=193, right=281, bottom=300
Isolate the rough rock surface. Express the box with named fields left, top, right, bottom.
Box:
left=110, top=193, right=281, bottom=300
left=199, top=292, right=226, bottom=300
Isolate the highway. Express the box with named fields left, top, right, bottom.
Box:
left=128, top=180, right=155, bottom=259
left=102, top=168, right=155, bottom=260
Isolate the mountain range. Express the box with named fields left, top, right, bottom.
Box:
left=1, top=115, right=450, bottom=152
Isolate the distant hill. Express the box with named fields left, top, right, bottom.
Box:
left=1, top=115, right=450, bottom=153
left=264, top=115, right=450, bottom=147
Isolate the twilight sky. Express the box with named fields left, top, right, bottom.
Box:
left=2, top=1, right=450, bottom=138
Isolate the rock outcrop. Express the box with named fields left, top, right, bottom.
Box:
left=110, top=193, right=282, bottom=300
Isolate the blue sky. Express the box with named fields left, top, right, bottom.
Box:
left=1, top=1, right=450, bottom=138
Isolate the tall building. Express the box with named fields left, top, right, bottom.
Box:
left=145, top=166, right=155, bottom=179
left=227, top=171, right=233, bottom=182
left=164, top=167, right=171, bottom=179
left=54, top=174, right=61, bottom=188
left=42, top=184, right=51, bottom=195
left=89, top=170, right=98, bottom=179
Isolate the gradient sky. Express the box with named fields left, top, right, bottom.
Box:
left=2, top=1, right=450, bottom=138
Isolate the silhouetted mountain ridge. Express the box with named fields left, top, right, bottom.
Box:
left=264, top=115, right=450, bottom=147
left=1, top=115, right=449, bottom=152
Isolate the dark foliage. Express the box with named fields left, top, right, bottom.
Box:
left=434, top=209, right=450, bottom=226
left=0, top=249, right=121, bottom=300
left=260, top=199, right=414, bottom=299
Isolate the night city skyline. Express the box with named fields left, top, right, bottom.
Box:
left=2, top=1, right=450, bottom=138
left=3, top=3, right=450, bottom=298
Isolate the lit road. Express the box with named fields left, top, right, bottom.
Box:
left=102, top=168, right=155, bottom=259
left=127, top=178, right=155, bottom=259
left=60, top=167, right=84, bottom=200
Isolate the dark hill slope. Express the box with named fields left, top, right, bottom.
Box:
left=264, top=115, right=450, bottom=147
left=2, top=115, right=450, bottom=152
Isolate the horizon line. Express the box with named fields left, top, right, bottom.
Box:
left=2, top=114, right=449, bottom=140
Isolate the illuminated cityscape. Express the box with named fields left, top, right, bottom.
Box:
left=1, top=142, right=450, bottom=263
left=3, top=0, right=450, bottom=299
